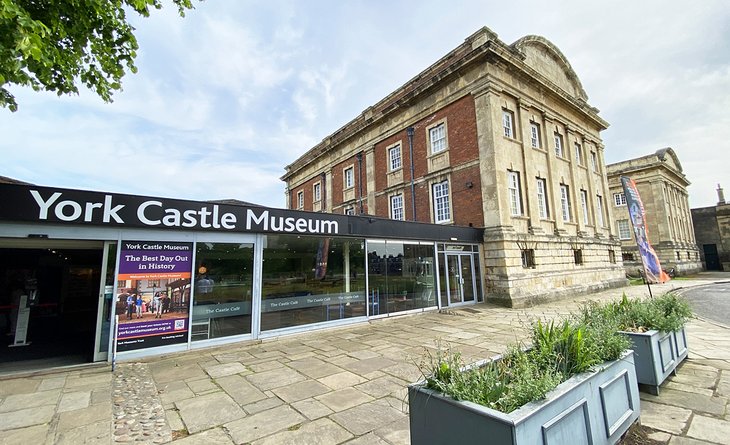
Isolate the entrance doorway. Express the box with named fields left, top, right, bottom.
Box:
left=703, top=244, right=722, bottom=271
left=443, top=254, right=476, bottom=306
left=0, top=240, right=104, bottom=373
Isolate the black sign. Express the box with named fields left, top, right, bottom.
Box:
left=0, top=183, right=345, bottom=235
left=0, top=183, right=483, bottom=242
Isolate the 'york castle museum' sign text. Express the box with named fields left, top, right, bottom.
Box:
left=0, top=184, right=343, bottom=236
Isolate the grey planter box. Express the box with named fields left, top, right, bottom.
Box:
left=623, top=327, right=688, bottom=395
left=409, top=350, right=640, bottom=445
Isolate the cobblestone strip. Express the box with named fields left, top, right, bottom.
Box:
left=113, top=362, right=172, bottom=444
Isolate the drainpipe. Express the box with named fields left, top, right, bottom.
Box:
left=356, top=153, right=364, bottom=214
left=320, top=172, right=327, bottom=212
left=407, top=127, right=416, bottom=220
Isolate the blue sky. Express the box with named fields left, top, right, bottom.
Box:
left=2, top=0, right=728, bottom=209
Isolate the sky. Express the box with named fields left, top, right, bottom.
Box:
left=2, top=0, right=729, bottom=209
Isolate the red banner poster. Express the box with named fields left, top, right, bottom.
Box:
left=620, top=177, right=670, bottom=284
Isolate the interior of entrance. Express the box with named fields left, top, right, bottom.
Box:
left=0, top=242, right=103, bottom=373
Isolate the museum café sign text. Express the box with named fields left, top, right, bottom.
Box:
left=0, top=184, right=342, bottom=236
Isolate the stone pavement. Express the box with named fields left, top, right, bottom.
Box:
left=0, top=272, right=729, bottom=444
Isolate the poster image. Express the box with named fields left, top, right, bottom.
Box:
left=115, top=241, right=193, bottom=351
left=620, top=177, right=671, bottom=284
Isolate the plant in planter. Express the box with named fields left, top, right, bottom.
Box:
left=409, top=319, right=639, bottom=445
left=576, top=292, right=692, bottom=395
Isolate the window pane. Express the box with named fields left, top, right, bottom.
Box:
left=192, top=242, right=254, bottom=341
left=261, top=235, right=366, bottom=332
left=430, top=124, right=446, bottom=153
left=391, top=194, right=404, bottom=221
left=537, top=179, right=548, bottom=219
left=433, top=181, right=450, bottom=223
left=530, top=123, right=540, bottom=148
left=368, top=241, right=436, bottom=315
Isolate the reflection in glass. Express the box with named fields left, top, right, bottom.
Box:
left=261, top=235, right=366, bottom=331
left=192, top=243, right=254, bottom=340
left=367, top=241, right=436, bottom=315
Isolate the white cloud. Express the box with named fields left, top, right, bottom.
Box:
left=2, top=0, right=729, bottom=211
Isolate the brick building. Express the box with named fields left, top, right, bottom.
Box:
left=692, top=185, right=730, bottom=271
left=607, top=148, right=702, bottom=276
left=281, top=27, right=626, bottom=307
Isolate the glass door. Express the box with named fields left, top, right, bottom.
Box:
left=94, top=241, right=117, bottom=362
left=444, top=254, right=476, bottom=306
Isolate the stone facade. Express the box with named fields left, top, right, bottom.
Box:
left=606, top=148, right=702, bottom=276
left=281, top=26, right=626, bottom=307
left=691, top=186, right=730, bottom=271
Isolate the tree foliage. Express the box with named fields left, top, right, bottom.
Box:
left=0, top=0, right=195, bottom=111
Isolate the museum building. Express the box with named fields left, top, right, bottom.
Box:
left=282, top=26, right=626, bottom=307
left=606, top=148, right=702, bottom=276
left=0, top=181, right=482, bottom=370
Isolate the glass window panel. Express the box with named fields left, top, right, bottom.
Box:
left=367, top=241, right=436, bottom=315
left=192, top=242, right=254, bottom=341
left=261, top=235, right=366, bottom=331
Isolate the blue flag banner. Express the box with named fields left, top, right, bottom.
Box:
left=620, top=176, right=670, bottom=284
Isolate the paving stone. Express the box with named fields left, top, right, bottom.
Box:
left=251, top=417, right=353, bottom=445
left=58, top=391, right=92, bottom=412
left=374, top=415, right=410, bottom=445
left=287, top=357, right=344, bottom=379
left=90, top=388, right=111, bottom=406
left=0, top=423, right=49, bottom=445
left=168, top=427, right=234, bottom=445
left=666, top=372, right=718, bottom=391
left=272, top=380, right=331, bottom=403
left=165, top=408, right=184, bottom=432
left=216, top=374, right=267, bottom=406
left=355, top=375, right=408, bottom=399
left=0, top=379, right=39, bottom=397
left=185, top=378, right=219, bottom=394
left=242, top=396, right=285, bottom=415
left=245, top=366, right=307, bottom=391
left=316, top=388, right=374, bottom=412
left=638, top=399, right=692, bottom=435
left=647, top=431, right=672, bottom=442
left=225, top=405, right=305, bottom=444
left=0, top=389, right=61, bottom=412
left=0, top=405, right=55, bottom=431
left=668, top=435, right=720, bottom=444
left=343, top=357, right=398, bottom=376
left=159, top=385, right=196, bottom=406
left=347, top=350, right=382, bottom=360
left=342, top=432, right=391, bottom=445
left=57, top=402, right=111, bottom=432
left=317, top=371, right=367, bottom=390
left=204, top=362, right=247, bottom=379
left=664, top=380, right=715, bottom=396
left=37, top=376, right=66, bottom=391
left=54, top=419, right=110, bottom=445
left=64, top=372, right=112, bottom=390
left=686, top=414, right=730, bottom=443
left=176, top=392, right=245, bottom=434
left=641, top=388, right=726, bottom=416
left=290, top=398, right=334, bottom=420
left=330, top=400, right=405, bottom=435
left=152, top=362, right=207, bottom=384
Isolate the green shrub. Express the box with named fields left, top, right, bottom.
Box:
left=422, top=317, right=630, bottom=413
left=419, top=292, right=689, bottom=414
left=577, top=292, right=692, bottom=333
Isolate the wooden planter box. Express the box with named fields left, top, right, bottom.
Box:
left=623, top=327, right=688, bottom=395
left=408, top=350, right=640, bottom=445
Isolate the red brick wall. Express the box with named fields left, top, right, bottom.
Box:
left=372, top=95, right=482, bottom=225
left=290, top=175, right=321, bottom=211
left=332, top=153, right=368, bottom=213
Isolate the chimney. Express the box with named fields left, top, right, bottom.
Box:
left=718, top=184, right=726, bottom=205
